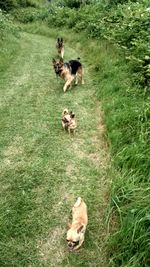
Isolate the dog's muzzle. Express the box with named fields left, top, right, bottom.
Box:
left=67, top=240, right=80, bottom=250
left=54, top=66, right=62, bottom=75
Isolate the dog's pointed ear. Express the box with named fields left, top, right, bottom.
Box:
left=61, top=38, right=63, bottom=42
left=52, top=58, right=56, bottom=63
left=57, top=38, right=60, bottom=42
left=70, top=111, right=75, bottom=118
left=77, top=224, right=84, bottom=233
left=60, top=57, right=64, bottom=63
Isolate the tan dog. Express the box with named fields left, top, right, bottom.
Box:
left=56, top=38, right=64, bottom=58
left=62, top=109, right=77, bottom=134
left=52, top=58, right=84, bottom=92
left=66, top=197, right=88, bottom=251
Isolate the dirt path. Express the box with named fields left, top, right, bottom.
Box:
left=0, top=32, right=110, bottom=267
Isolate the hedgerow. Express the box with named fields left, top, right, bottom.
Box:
left=0, top=10, right=20, bottom=72
left=0, top=0, right=42, bottom=11
left=11, top=7, right=49, bottom=23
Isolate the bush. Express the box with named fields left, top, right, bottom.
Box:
left=12, top=7, right=49, bottom=23
left=17, top=0, right=37, bottom=8
left=0, top=10, right=20, bottom=72
left=0, top=0, right=42, bottom=11
left=0, top=0, right=18, bottom=11
left=0, top=10, right=19, bottom=40
left=54, top=0, right=91, bottom=8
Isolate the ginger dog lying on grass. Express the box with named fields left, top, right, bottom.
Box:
left=52, top=58, right=84, bottom=92
left=66, top=197, right=88, bottom=251
left=62, top=109, right=77, bottom=134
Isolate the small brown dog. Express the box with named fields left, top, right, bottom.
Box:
left=56, top=38, right=64, bottom=59
left=66, top=197, right=88, bottom=251
left=62, top=109, right=77, bottom=134
left=52, top=58, right=84, bottom=92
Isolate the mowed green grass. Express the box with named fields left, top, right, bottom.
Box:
left=0, top=32, right=109, bottom=267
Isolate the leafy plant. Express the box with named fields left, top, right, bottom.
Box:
left=0, top=10, right=20, bottom=72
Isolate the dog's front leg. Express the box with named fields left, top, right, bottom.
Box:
left=63, top=80, right=70, bottom=92
left=63, top=78, right=73, bottom=92
left=61, top=48, right=64, bottom=59
left=62, top=121, right=65, bottom=131
left=68, top=128, right=71, bottom=135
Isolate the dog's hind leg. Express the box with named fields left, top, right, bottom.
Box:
left=75, top=74, right=78, bottom=85
left=78, top=67, right=84, bottom=85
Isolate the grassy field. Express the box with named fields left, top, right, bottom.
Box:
left=0, top=32, right=110, bottom=267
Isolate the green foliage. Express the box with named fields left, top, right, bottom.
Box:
left=0, top=0, right=42, bottom=11
left=0, top=10, right=18, bottom=39
left=0, top=10, right=20, bottom=72
left=0, top=0, right=18, bottom=11
left=17, top=0, right=37, bottom=8
left=101, top=1, right=150, bottom=87
left=12, top=7, right=49, bottom=23
left=53, top=0, right=91, bottom=8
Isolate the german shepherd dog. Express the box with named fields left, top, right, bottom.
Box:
left=52, top=58, right=84, bottom=92
left=56, top=38, right=64, bottom=58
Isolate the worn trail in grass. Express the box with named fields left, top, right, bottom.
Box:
left=0, top=32, right=109, bottom=267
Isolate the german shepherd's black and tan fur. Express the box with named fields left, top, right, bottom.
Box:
left=52, top=58, right=84, bottom=92
left=56, top=38, right=64, bottom=59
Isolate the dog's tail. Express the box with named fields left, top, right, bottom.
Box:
left=74, top=197, right=82, bottom=208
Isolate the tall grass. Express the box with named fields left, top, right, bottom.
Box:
left=83, top=33, right=150, bottom=267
